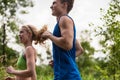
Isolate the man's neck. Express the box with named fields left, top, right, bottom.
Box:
left=56, top=13, right=68, bottom=21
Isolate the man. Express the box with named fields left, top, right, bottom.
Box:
left=41, top=0, right=83, bottom=80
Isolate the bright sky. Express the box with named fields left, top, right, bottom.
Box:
left=9, top=0, right=111, bottom=64
left=17, top=0, right=110, bottom=31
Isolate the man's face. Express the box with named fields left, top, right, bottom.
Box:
left=50, top=0, right=65, bottom=16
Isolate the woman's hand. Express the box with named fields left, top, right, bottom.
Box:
left=5, top=77, right=15, bottom=80
left=6, top=66, right=15, bottom=74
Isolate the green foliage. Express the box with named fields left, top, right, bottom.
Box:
left=0, top=0, right=33, bottom=15
left=36, top=65, right=53, bottom=80
left=94, top=0, right=120, bottom=79
left=0, top=65, right=53, bottom=80
left=0, top=66, right=8, bottom=80
left=77, top=41, right=95, bottom=67
left=0, top=46, right=18, bottom=67
left=77, top=40, right=97, bottom=79
left=0, top=0, right=34, bottom=66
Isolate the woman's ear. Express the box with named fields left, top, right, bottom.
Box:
left=28, top=31, right=32, bottom=38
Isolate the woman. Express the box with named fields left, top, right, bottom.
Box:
left=6, top=25, right=47, bottom=80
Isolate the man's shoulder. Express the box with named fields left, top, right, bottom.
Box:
left=59, top=15, right=73, bottom=24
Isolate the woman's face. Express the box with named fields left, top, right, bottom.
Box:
left=19, top=27, right=30, bottom=44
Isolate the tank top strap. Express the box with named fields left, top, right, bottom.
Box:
left=58, top=15, right=75, bottom=26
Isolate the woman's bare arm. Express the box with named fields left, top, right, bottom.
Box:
left=6, top=46, right=36, bottom=78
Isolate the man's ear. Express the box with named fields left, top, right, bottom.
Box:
left=62, top=2, right=68, bottom=9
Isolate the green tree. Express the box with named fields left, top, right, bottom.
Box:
left=94, top=0, right=120, bottom=79
left=0, top=0, right=34, bottom=66
left=76, top=30, right=98, bottom=79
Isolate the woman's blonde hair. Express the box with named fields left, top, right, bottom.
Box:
left=21, top=25, right=47, bottom=44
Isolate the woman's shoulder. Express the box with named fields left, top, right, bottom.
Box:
left=25, top=46, right=36, bottom=54
left=26, top=46, right=34, bottom=50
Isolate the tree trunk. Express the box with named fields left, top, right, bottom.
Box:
left=2, top=23, right=6, bottom=66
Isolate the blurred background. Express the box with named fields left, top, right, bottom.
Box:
left=0, top=0, right=120, bottom=80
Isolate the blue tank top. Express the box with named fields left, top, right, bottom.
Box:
left=52, top=15, right=82, bottom=80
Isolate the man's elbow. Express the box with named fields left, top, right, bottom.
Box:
left=81, top=47, right=84, bottom=54
left=65, top=46, right=72, bottom=51
left=64, top=44, right=73, bottom=51
left=78, top=47, right=84, bottom=56
left=62, top=40, right=72, bottom=50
